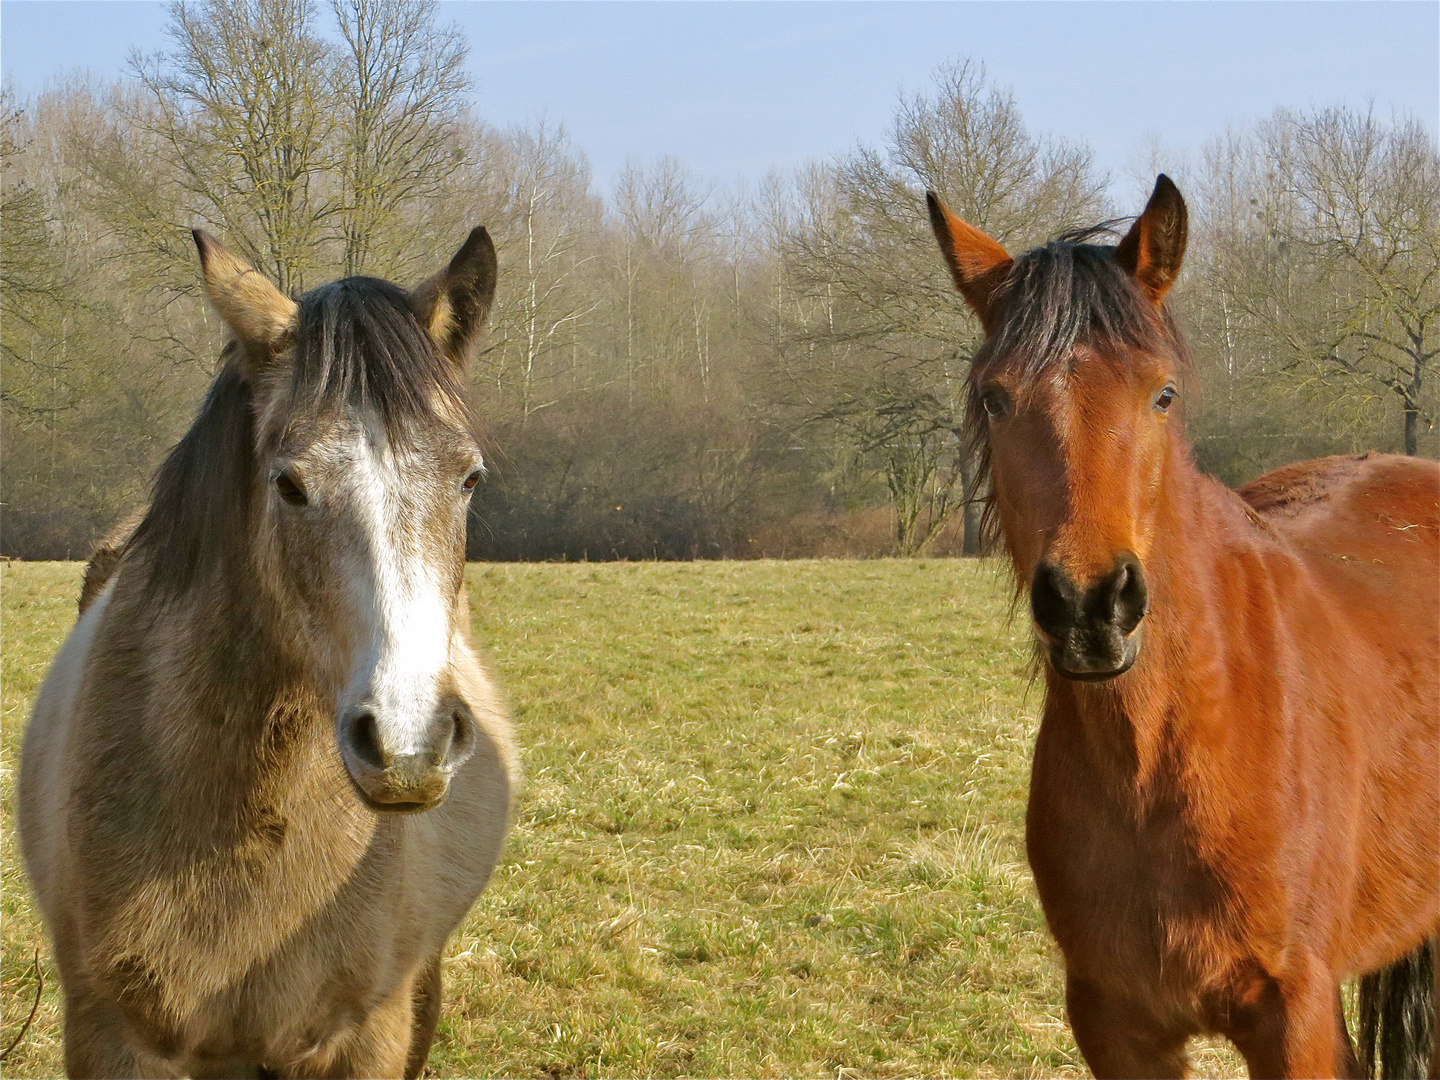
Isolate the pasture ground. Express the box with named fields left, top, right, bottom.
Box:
left=1, top=560, right=1245, bottom=1078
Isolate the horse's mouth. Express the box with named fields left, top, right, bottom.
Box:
left=364, top=797, right=438, bottom=815
left=1046, top=643, right=1138, bottom=682
left=342, top=771, right=449, bottom=815
left=354, top=790, right=444, bottom=815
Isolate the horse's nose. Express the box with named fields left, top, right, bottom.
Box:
left=337, top=701, right=478, bottom=813
left=1031, top=552, right=1148, bottom=681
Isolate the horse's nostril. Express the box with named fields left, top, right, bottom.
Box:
left=1111, top=554, right=1149, bottom=633
left=344, top=710, right=386, bottom=770
left=1031, top=561, right=1075, bottom=636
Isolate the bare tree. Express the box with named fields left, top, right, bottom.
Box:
left=612, top=157, right=715, bottom=397
left=1279, top=108, right=1439, bottom=454
left=1196, top=106, right=1439, bottom=457
left=778, top=58, right=1108, bottom=553
left=12, top=36, right=1433, bottom=563
left=499, top=121, right=600, bottom=422
left=2, top=85, right=220, bottom=557
left=329, top=0, right=470, bottom=278
left=1, top=98, right=65, bottom=382
left=891, top=59, right=1105, bottom=243
left=0, top=91, right=77, bottom=482
left=126, top=0, right=336, bottom=293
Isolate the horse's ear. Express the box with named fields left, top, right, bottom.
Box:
left=411, top=227, right=498, bottom=369
left=193, top=230, right=297, bottom=357
left=1115, top=174, right=1187, bottom=306
left=926, top=192, right=1012, bottom=329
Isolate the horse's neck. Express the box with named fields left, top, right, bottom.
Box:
left=125, top=558, right=322, bottom=745
left=1043, top=451, right=1263, bottom=804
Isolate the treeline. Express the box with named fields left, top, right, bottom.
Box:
left=3, top=0, right=1437, bottom=560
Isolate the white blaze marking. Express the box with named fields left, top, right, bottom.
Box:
left=346, top=430, right=452, bottom=757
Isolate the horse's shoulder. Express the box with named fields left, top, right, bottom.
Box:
left=451, top=632, right=519, bottom=786
left=19, top=572, right=119, bottom=916
left=79, top=508, right=146, bottom=614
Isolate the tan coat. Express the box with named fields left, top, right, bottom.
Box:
left=20, top=227, right=516, bottom=1079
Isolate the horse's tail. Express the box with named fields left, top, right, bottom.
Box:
left=1358, top=937, right=1435, bottom=1079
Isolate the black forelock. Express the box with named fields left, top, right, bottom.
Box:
left=972, top=225, right=1181, bottom=384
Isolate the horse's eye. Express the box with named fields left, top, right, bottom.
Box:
left=274, top=471, right=308, bottom=506
left=462, top=469, right=483, bottom=493
left=1154, top=386, right=1177, bottom=413
left=981, top=388, right=1010, bottom=418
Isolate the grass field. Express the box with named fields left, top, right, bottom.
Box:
left=1, top=560, right=1245, bottom=1078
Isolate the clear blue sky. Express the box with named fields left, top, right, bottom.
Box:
left=3, top=1, right=1437, bottom=201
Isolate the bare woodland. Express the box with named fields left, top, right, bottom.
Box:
left=3, top=0, right=1437, bottom=560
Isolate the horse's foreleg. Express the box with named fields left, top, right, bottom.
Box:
left=62, top=989, right=183, bottom=1080
left=1065, top=974, right=1192, bottom=1079
left=1227, top=958, right=1356, bottom=1079
left=404, top=953, right=444, bottom=1080
left=1333, top=988, right=1361, bottom=1079
left=285, top=975, right=416, bottom=1080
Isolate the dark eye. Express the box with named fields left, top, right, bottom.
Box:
left=980, top=387, right=1010, bottom=418
left=274, top=471, right=308, bottom=506
left=462, top=469, right=483, bottom=493
left=1154, top=385, right=1177, bottom=413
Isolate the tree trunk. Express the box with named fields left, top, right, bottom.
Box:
left=1404, top=404, right=1419, bottom=456
left=959, top=451, right=982, bottom=556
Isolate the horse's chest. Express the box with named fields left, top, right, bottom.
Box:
left=190, top=904, right=422, bottom=1062
left=93, top=832, right=426, bottom=1063
left=82, top=773, right=394, bottom=1010
left=1025, top=766, right=1241, bottom=1001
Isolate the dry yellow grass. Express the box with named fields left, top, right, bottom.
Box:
left=1, top=560, right=1245, bottom=1078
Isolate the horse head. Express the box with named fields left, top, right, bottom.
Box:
left=190, top=229, right=498, bottom=811
left=929, top=177, right=1190, bottom=681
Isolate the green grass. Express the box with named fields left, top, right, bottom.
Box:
left=1, top=560, right=1245, bottom=1078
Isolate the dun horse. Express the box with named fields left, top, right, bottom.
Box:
left=928, top=177, right=1437, bottom=1078
left=19, top=229, right=516, bottom=1078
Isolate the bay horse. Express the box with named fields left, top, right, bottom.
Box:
left=928, top=176, right=1438, bottom=1078
left=18, top=228, right=517, bottom=1078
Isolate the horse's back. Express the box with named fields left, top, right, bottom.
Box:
left=1239, top=452, right=1437, bottom=662
left=1243, top=453, right=1439, bottom=971
left=1239, top=451, right=1439, bottom=704
left=1240, top=452, right=1439, bottom=588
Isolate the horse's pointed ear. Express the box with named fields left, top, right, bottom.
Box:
left=412, top=226, right=498, bottom=369
left=193, top=229, right=297, bottom=354
left=926, top=192, right=1012, bottom=329
left=1115, top=174, right=1188, bottom=306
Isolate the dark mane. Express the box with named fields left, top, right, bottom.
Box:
left=972, top=225, right=1185, bottom=383
left=283, top=277, right=472, bottom=442
left=966, top=229, right=1193, bottom=553
left=128, top=356, right=258, bottom=602
left=128, top=277, right=474, bottom=599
